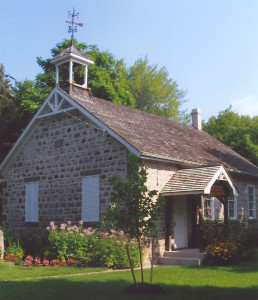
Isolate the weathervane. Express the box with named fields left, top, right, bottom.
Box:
left=66, top=9, right=83, bottom=44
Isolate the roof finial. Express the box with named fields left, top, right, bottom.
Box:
left=66, top=8, right=83, bottom=45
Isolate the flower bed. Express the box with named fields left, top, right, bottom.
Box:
left=45, top=221, right=141, bottom=269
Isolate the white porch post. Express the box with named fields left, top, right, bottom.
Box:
left=84, top=66, right=88, bottom=87
left=69, top=60, right=73, bottom=84
left=55, top=65, right=59, bottom=86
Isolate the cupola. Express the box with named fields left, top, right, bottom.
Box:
left=51, top=43, right=94, bottom=88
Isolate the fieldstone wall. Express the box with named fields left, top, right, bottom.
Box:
left=1, top=110, right=128, bottom=236
left=143, top=159, right=177, bottom=257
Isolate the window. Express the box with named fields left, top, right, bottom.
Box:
left=25, top=182, right=39, bottom=222
left=248, top=185, right=256, bottom=219
left=82, top=175, right=99, bottom=222
left=204, top=197, right=215, bottom=219
left=228, top=196, right=237, bottom=219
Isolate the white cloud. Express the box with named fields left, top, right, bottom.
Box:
left=231, top=95, right=258, bottom=117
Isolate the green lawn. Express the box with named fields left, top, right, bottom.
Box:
left=0, top=257, right=258, bottom=300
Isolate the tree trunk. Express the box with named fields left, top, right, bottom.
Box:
left=150, top=237, right=155, bottom=285
left=137, top=237, right=144, bottom=284
left=126, top=244, right=137, bottom=287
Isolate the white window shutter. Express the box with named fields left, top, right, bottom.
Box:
left=25, top=182, right=39, bottom=222
left=82, top=175, right=99, bottom=222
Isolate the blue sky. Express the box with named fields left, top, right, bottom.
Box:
left=1, top=0, right=258, bottom=121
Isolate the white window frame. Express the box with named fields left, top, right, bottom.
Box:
left=204, top=197, right=215, bottom=219
left=82, top=175, right=100, bottom=222
left=228, top=196, right=237, bottom=220
left=248, top=185, right=256, bottom=219
left=25, top=182, right=39, bottom=222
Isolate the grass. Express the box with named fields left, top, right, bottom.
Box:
left=0, top=255, right=258, bottom=300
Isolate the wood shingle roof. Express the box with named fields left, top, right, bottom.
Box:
left=161, top=165, right=238, bottom=196
left=65, top=85, right=258, bottom=177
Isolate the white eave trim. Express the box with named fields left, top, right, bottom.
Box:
left=0, top=87, right=140, bottom=175
left=161, top=190, right=205, bottom=196
left=51, top=53, right=94, bottom=66
left=204, top=165, right=239, bottom=196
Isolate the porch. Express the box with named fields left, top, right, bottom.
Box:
left=159, top=165, right=238, bottom=258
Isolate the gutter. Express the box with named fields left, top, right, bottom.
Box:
left=227, top=168, right=258, bottom=179
left=141, top=152, right=204, bottom=167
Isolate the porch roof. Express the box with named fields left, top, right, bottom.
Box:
left=161, top=165, right=238, bottom=196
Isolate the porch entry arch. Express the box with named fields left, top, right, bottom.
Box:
left=161, top=165, right=238, bottom=251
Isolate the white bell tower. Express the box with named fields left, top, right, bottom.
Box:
left=51, top=9, right=94, bottom=88
left=51, top=45, right=94, bottom=88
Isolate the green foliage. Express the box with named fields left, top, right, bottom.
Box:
left=203, top=236, right=253, bottom=266
left=46, top=221, right=140, bottom=269
left=4, top=239, right=24, bottom=264
left=108, top=153, right=164, bottom=240
left=36, top=39, right=135, bottom=107
left=202, top=220, right=256, bottom=265
left=128, top=57, right=189, bottom=122
left=108, top=152, right=164, bottom=283
left=203, top=106, right=258, bottom=165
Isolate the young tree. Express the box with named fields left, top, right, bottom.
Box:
left=203, top=107, right=258, bottom=165
left=128, top=57, right=189, bottom=123
left=108, top=153, right=164, bottom=287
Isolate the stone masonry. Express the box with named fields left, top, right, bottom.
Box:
left=1, top=110, right=128, bottom=236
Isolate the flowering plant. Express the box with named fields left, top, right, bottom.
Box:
left=23, top=256, right=33, bottom=266
left=46, top=221, right=140, bottom=268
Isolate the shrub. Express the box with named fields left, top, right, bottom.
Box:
left=203, top=233, right=254, bottom=265
left=4, top=239, right=24, bottom=264
left=46, top=221, right=141, bottom=268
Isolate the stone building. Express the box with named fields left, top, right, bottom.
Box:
left=0, top=44, right=258, bottom=259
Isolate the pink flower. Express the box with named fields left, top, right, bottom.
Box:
left=117, top=230, right=124, bottom=236
left=42, top=258, right=49, bottom=266
left=67, top=258, right=75, bottom=266
left=110, top=229, right=116, bottom=234
left=50, top=221, right=54, bottom=227
left=34, top=257, right=41, bottom=266
left=67, top=220, right=72, bottom=225
left=79, top=220, right=83, bottom=225
left=23, top=256, right=33, bottom=266
left=60, top=224, right=66, bottom=230
left=46, top=227, right=50, bottom=231
left=101, top=232, right=108, bottom=238
left=50, top=259, right=57, bottom=266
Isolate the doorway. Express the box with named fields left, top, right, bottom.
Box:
left=173, top=198, right=187, bottom=249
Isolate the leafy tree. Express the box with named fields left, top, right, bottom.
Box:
left=0, top=65, right=31, bottom=162
left=108, top=153, right=164, bottom=287
left=128, top=57, right=189, bottom=122
left=203, top=107, right=258, bottom=165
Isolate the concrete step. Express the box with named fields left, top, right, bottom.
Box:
left=158, top=256, right=202, bottom=266
left=157, top=249, right=205, bottom=266
left=164, top=250, right=205, bottom=259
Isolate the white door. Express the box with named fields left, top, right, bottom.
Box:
left=173, top=198, right=187, bottom=249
